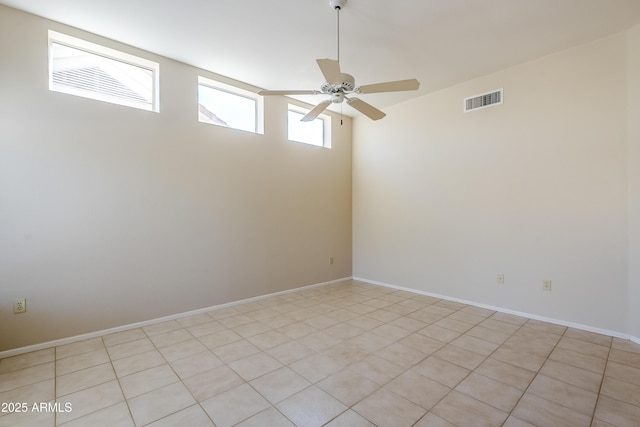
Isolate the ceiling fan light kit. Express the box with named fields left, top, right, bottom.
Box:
left=258, top=0, right=420, bottom=121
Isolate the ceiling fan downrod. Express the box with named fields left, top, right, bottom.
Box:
left=329, top=0, right=346, bottom=62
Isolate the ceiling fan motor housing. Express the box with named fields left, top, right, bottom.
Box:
left=321, top=73, right=355, bottom=94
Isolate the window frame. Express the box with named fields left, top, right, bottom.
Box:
left=287, top=103, right=332, bottom=148
left=197, top=76, right=264, bottom=134
left=48, top=30, right=160, bottom=112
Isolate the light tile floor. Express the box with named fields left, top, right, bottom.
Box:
left=1, top=280, right=640, bottom=426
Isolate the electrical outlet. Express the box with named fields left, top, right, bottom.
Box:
left=14, top=298, right=26, bottom=314
left=329, top=256, right=334, bottom=265
left=497, top=274, right=504, bottom=284
left=543, top=280, right=552, bottom=291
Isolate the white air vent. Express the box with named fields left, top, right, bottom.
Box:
left=464, top=89, right=503, bottom=112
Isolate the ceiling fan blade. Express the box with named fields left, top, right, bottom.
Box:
left=316, top=59, right=342, bottom=85
left=301, top=100, right=331, bottom=122
left=356, top=78, right=420, bottom=94
left=346, top=98, right=386, bottom=120
left=258, top=90, right=321, bottom=96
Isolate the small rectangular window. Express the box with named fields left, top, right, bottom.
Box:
left=198, top=76, right=263, bottom=134
left=48, top=31, right=159, bottom=112
left=288, top=105, right=331, bottom=148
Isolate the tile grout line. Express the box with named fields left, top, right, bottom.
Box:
left=213, top=333, right=288, bottom=425
left=409, top=307, right=484, bottom=426
left=495, top=321, right=561, bottom=427
left=371, top=303, right=504, bottom=426
left=137, top=308, right=295, bottom=426
left=264, top=298, right=364, bottom=426
left=509, top=325, right=603, bottom=425
left=244, top=290, right=417, bottom=425
left=407, top=313, right=611, bottom=425
left=53, top=338, right=126, bottom=426
left=179, top=314, right=229, bottom=427
left=116, top=322, right=192, bottom=425
left=207, top=298, right=332, bottom=425
left=357, top=296, right=512, bottom=425
left=104, top=333, right=140, bottom=427
left=141, top=318, right=215, bottom=427
left=320, top=292, right=426, bottom=425
left=589, top=341, right=613, bottom=427
left=430, top=310, right=528, bottom=426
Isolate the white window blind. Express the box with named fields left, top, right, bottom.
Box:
left=49, top=31, right=159, bottom=112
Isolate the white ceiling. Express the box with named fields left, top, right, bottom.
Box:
left=3, top=0, right=640, bottom=116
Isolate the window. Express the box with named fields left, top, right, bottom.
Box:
left=287, top=105, right=331, bottom=148
left=48, top=31, right=159, bottom=112
left=198, top=77, right=263, bottom=134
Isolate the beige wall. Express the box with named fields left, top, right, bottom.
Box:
left=0, top=6, right=352, bottom=351
left=628, top=25, right=640, bottom=341
left=354, top=32, right=631, bottom=335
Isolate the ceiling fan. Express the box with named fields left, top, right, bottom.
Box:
left=258, top=0, right=420, bottom=121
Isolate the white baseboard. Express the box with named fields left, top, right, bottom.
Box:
left=353, top=276, right=632, bottom=341
left=3, top=275, right=635, bottom=359
left=0, top=277, right=352, bottom=359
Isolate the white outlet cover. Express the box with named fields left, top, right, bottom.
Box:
left=14, top=298, right=27, bottom=313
